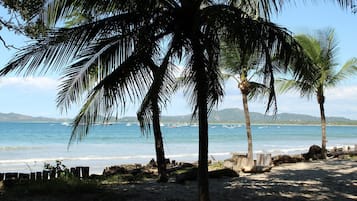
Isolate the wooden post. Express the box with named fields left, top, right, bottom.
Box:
left=81, top=167, right=90, bottom=178
left=19, top=173, right=30, bottom=181
left=36, top=172, right=42, bottom=180
left=30, top=173, right=36, bottom=181
left=43, top=171, right=50, bottom=180
left=70, top=167, right=76, bottom=175
left=50, top=170, right=56, bottom=179
left=74, top=167, right=81, bottom=178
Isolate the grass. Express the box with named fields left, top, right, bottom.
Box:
left=0, top=176, right=134, bottom=201
left=0, top=169, right=158, bottom=201
left=99, top=173, right=148, bottom=185
left=3, top=177, right=99, bottom=196
left=208, top=161, right=225, bottom=171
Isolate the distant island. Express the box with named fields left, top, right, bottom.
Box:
left=0, top=112, right=70, bottom=123
left=1, top=108, right=356, bottom=125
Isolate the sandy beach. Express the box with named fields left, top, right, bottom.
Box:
left=103, top=159, right=357, bottom=201
left=2, top=158, right=355, bottom=201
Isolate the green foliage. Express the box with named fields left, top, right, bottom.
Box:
left=1, top=0, right=43, bottom=20
left=0, top=0, right=47, bottom=39
left=43, top=160, right=72, bottom=179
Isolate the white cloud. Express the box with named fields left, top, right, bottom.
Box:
left=0, top=77, right=59, bottom=91
left=325, top=86, right=357, bottom=101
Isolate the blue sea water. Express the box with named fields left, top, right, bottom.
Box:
left=0, top=122, right=356, bottom=174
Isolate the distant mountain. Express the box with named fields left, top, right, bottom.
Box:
left=119, top=108, right=357, bottom=125
left=0, top=112, right=68, bottom=123
left=0, top=109, right=356, bottom=125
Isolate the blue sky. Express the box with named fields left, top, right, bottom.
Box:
left=0, top=2, right=357, bottom=120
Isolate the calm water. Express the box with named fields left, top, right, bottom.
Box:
left=0, top=122, right=356, bottom=174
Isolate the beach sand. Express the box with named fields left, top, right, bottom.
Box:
left=1, top=159, right=356, bottom=201
left=105, top=159, right=357, bottom=201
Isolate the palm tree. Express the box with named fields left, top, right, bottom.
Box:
left=220, top=44, right=272, bottom=170
left=1, top=1, right=351, bottom=200
left=278, top=28, right=357, bottom=159
left=137, top=54, right=177, bottom=182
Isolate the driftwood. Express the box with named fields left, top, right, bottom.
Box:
left=224, top=153, right=272, bottom=173
left=166, top=163, right=195, bottom=174
left=208, top=168, right=239, bottom=178
left=272, top=154, right=304, bottom=165
left=243, top=165, right=272, bottom=173
left=175, top=168, right=239, bottom=184
left=103, top=164, right=142, bottom=176
left=329, top=151, right=357, bottom=158
left=175, top=168, right=198, bottom=184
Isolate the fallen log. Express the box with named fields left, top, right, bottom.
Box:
left=175, top=168, right=239, bottom=184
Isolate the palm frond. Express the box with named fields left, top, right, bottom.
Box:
left=43, top=0, right=171, bottom=26
left=327, top=58, right=357, bottom=86
left=229, top=0, right=285, bottom=19
left=294, top=34, right=321, bottom=64
left=247, top=81, right=269, bottom=100
left=0, top=13, right=145, bottom=77
left=67, top=52, right=154, bottom=145
left=57, top=35, right=135, bottom=113
left=276, top=78, right=315, bottom=99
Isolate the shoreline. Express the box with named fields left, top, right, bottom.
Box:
left=1, top=144, right=356, bottom=175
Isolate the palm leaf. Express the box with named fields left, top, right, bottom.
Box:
left=327, top=58, right=357, bottom=86
left=0, top=13, right=146, bottom=76
left=68, top=52, right=153, bottom=145
left=57, top=36, right=135, bottom=113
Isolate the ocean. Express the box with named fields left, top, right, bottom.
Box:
left=0, top=122, right=356, bottom=174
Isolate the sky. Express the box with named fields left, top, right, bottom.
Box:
left=0, top=2, right=357, bottom=120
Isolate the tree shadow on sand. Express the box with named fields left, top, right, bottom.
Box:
left=219, top=160, right=357, bottom=201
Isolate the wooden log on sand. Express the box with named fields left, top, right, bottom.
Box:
left=272, top=154, right=304, bottom=165
left=175, top=168, right=239, bottom=184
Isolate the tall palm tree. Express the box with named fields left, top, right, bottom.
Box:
left=278, top=28, right=357, bottom=159
left=1, top=1, right=351, bottom=200
left=220, top=44, right=272, bottom=170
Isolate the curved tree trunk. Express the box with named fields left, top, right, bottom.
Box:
left=319, top=100, right=327, bottom=159
left=152, top=102, right=168, bottom=182
left=241, top=91, right=254, bottom=169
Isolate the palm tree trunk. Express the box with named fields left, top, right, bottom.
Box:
left=152, top=102, right=168, bottom=182
left=242, top=92, right=254, bottom=168
left=319, top=101, right=327, bottom=159
left=191, top=34, right=210, bottom=201
left=198, top=84, right=209, bottom=201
